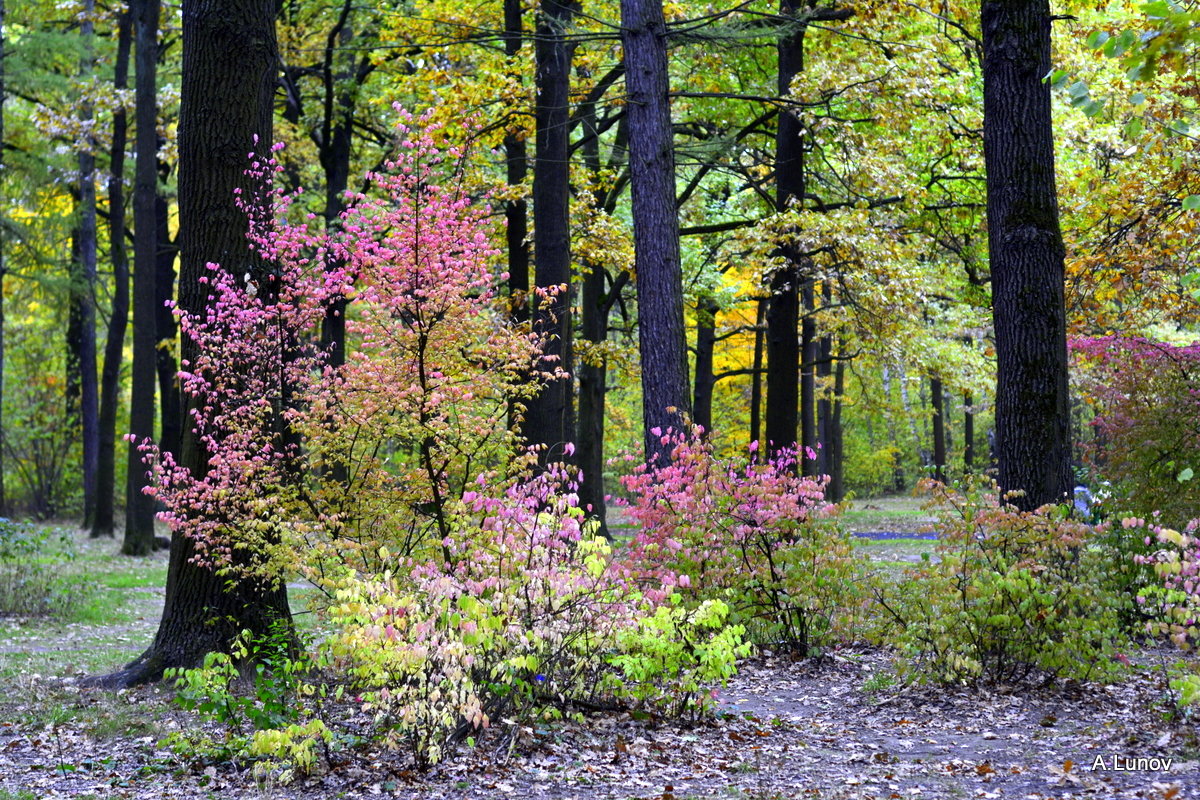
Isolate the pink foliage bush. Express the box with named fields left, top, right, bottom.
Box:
left=146, top=117, right=755, bottom=770
left=140, top=117, right=553, bottom=579
left=1130, top=516, right=1200, bottom=649
left=1071, top=335, right=1200, bottom=526
left=618, top=426, right=862, bottom=655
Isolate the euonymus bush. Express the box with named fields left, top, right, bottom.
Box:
left=168, top=484, right=750, bottom=773
left=620, top=428, right=865, bottom=656
left=878, top=481, right=1127, bottom=685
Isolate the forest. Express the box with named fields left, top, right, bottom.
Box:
left=1, top=0, right=1200, bottom=797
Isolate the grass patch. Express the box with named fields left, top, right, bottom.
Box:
left=843, top=495, right=935, bottom=535
left=0, top=790, right=38, bottom=800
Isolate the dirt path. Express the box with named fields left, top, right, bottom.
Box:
left=1, top=647, right=1197, bottom=800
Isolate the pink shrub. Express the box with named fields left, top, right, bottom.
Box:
left=618, top=426, right=862, bottom=655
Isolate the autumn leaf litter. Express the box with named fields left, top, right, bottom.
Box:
left=1, top=645, right=1198, bottom=800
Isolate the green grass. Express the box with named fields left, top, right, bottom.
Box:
left=0, top=790, right=38, bottom=800
left=842, top=494, right=936, bottom=536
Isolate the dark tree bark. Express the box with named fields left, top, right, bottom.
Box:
left=124, top=0, right=160, bottom=556
left=765, top=2, right=805, bottom=466
left=154, top=193, right=181, bottom=461
left=504, top=0, right=530, bottom=324
left=317, top=0, right=358, bottom=373
left=577, top=259, right=610, bottom=537
left=930, top=375, right=946, bottom=483
left=964, top=390, right=975, bottom=473
left=523, top=0, right=577, bottom=462
left=828, top=353, right=845, bottom=501
left=799, top=279, right=817, bottom=475
left=981, top=0, right=1071, bottom=510
left=622, top=0, right=691, bottom=463
left=816, top=285, right=845, bottom=496
left=693, top=294, right=718, bottom=434
left=92, top=11, right=132, bottom=538
left=72, top=0, right=100, bottom=528
left=816, top=325, right=830, bottom=475
left=96, top=0, right=291, bottom=686
left=576, top=94, right=627, bottom=540
left=749, top=297, right=765, bottom=449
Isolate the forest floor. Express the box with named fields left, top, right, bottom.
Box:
left=1, top=498, right=1198, bottom=800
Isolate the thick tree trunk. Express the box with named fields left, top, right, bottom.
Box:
left=693, top=295, right=718, bottom=434
left=74, top=0, right=100, bottom=528
left=504, top=0, right=530, bottom=324
left=764, top=5, right=804, bottom=461
left=93, top=11, right=132, bottom=538
left=621, top=0, right=691, bottom=463
left=982, top=0, right=1071, bottom=510
left=524, top=0, right=576, bottom=462
left=931, top=375, right=946, bottom=483
left=97, top=0, right=291, bottom=687
left=577, top=260, right=609, bottom=538
left=124, top=0, right=160, bottom=556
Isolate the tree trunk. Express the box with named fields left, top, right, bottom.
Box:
left=982, top=0, right=1071, bottom=510
left=964, top=390, right=975, bottom=473
left=93, top=11, right=132, bottom=538
left=97, top=0, right=291, bottom=687
left=124, top=0, right=160, bottom=556
left=750, top=297, right=765, bottom=450
left=154, top=193, right=181, bottom=461
left=524, top=0, right=576, bottom=463
left=621, top=0, right=691, bottom=464
left=318, top=0, right=355, bottom=373
left=693, top=294, right=718, bottom=434
left=73, top=0, right=100, bottom=528
left=817, top=288, right=832, bottom=477
left=764, top=3, right=804, bottom=461
left=828, top=352, right=845, bottom=501
left=931, top=375, right=946, bottom=483
left=504, top=0, right=530, bottom=324
left=575, top=90, right=620, bottom=539
left=800, top=282, right=817, bottom=475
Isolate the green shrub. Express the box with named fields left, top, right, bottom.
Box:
left=607, top=596, right=751, bottom=720
left=0, top=521, right=87, bottom=618
left=878, top=480, right=1128, bottom=685
left=164, top=624, right=328, bottom=773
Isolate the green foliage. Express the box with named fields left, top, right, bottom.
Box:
left=608, top=597, right=751, bottom=720
left=1089, top=514, right=1162, bottom=630
left=0, top=521, right=87, bottom=618
left=878, top=481, right=1128, bottom=685
left=164, top=625, right=322, bottom=772
left=321, top=523, right=746, bottom=768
